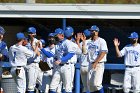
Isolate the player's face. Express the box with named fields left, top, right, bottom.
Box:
left=56, top=34, right=64, bottom=41
left=48, top=37, right=56, bottom=45
left=91, top=30, right=99, bottom=37
left=130, top=38, right=138, bottom=44
left=22, top=39, right=28, bottom=46
left=0, top=34, right=3, bottom=40
left=28, top=33, right=36, bottom=39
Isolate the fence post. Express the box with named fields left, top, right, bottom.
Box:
left=75, top=63, right=80, bottom=93
left=62, top=18, right=66, bottom=30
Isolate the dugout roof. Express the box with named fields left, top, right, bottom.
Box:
left=0, top=4, right=140, bottom=19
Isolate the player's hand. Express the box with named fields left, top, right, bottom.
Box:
left=75, top=33, right=81, bottom=43
left=92, top=62, right=98, bottom=69
left=113, top=38, right=120, bottom=46
left=81, top=33, right=86, bottom=41
left=37, top=40, right=43, bottom=49
left=55, top=60, right=61, bottom=65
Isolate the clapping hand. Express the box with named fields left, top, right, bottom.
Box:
left=113, top=38, right=120, bottom=46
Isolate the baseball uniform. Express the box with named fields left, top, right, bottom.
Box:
left=87, top=25, right=108, bottom=93
left=9, top=32, right=36, bottom=93
left=119, top=32, right=140, bottom=93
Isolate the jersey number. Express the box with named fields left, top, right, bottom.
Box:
left=13, top=52, right=16, bottom=61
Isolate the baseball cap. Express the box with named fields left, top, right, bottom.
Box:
left=16, top=32, right=26, bottom=40
left=89, top=25, right=99, bottom=32
left=48, top=33, right=55, bottom=37
left=0, top=26, right=5, bottom=35
left=54, top=28, right=64, bottom=36
left=64, top=30, right=73, bottom=38
left=66, top=26, right=74, bottom=34
left=128, top=32, right=139, bottom=39
left=83, top=29, right=91, bottom=37
left=27, top=27, right=36, bottom=34
left=40, top=39, right=45, bottom=45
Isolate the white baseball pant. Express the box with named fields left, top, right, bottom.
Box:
left=11, top=67, right=26, bottom=93
left=80, top=65, right=89, bottom=92
left=87, top=63, right=104, bottom=92
left=123, top=67, right=140, bottom=93
left=26, top=63, right=40, bottom=91
left=50, top=64, right=74, bottom=92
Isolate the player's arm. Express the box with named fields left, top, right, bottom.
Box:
left=93, top=51, right=107, bottom=64
left=60, top=52, right=75, bottom=63
left=81, top=33, right=87, bottom=54
left=40, top=48, right=54, bottom=58
left=0, top=43, right=9, bottom=61
left=113, top=38, right=122, bottom=57
left=82, top=41, right=87, bottom=54
left=92, top=39, right=108, bottom=69
left=56, top=42, right=75, bottom=64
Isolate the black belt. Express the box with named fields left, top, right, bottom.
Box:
left=51, top=67, right=54, bottom=69
left=92, top=62, right=104, bottom=64
left=59, top=63, right=69, bottom=66
left=126, top=65, right=140, bottom=68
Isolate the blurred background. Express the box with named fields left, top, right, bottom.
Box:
left=0, top=0, right=140, bottom=4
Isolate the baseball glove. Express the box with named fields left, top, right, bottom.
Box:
left=39, top=61, right=51, bottom=71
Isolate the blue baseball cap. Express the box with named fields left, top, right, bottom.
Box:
left=90, top=25, right=99, bottom=32
left=83, top=29, right=91, bottom=37
left=0, top=26, right=5, bottom=35
left=64, top=30, right=73, bottom=38
left=128, top=32, right=139, bottom=39
left=48, top=33, right=55, bottom=37
left=27, top=27, right=36, bottom=34
left=54, top=28, right=64, bottom=36
left=40, top=39, right=45, bottom=45
left=16, top=32, right=26, bottom=40
left=66, top=26, right=74, bottom=34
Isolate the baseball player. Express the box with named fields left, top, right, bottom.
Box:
left=64, top=26, right=82, bottom=92
left=46, top=28, right=77, bottom=93
left=86, top=25, right=108, bottom=93
left=40, top=33, right=63, bottom=93
left=9, top=32, right=39, bottom=93
left=114, top=32, right=140, bottom=93
left=79, top=29, right=91, bottom=93
left=0, top=26, right=8, bottom=92
left=40, top=35, right=56, bottom=93
left=26, top=27, right=41, bottom=93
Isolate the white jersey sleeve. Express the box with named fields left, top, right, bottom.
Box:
left=100, top=38, right=108, bottom=53
left=120, top=46, right=127, bottom=57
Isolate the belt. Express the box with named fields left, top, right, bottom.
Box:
left=91, top=62, right=105, bottom=64
left=59, top=63, right=69, bottom=66
left=126, top=65, right=140, bottom=68
left=81, top=65, right=88, bottom=67
left=51, top=67, right=54, bottom=69
left=17, top=66, right=22, bottom=67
